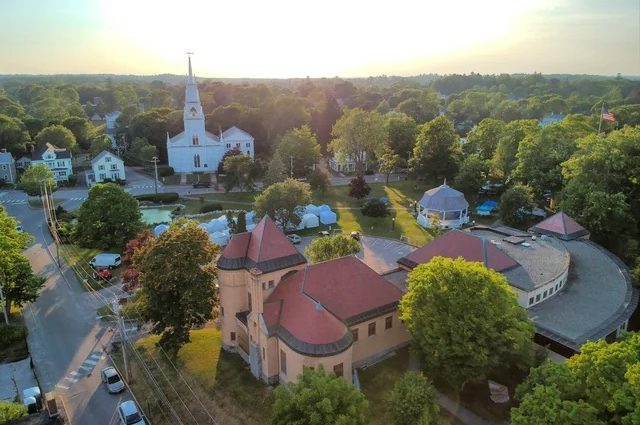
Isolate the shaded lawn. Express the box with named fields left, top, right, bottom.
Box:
left=0, top=307, right=28, bottom=363
left=59, top=244, right=121, bottom=291
left=127, top=328, right=272, bottom=425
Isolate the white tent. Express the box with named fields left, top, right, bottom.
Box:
left=153, top=224, right=169, bottom=237
left=245, top=211, right=256, bottom=224
left=305, top=204, right=320, bottom=216
left=199, top=223, right=213, bottom=233
left=246, top=223, right=257, bottom=232
left=319, top=210, right=337, bottom=225
left=318, top=204, right=331, bottom=213
left=300, top=213, right=320, bottom=229
left=210, top=231, right=229, bottom=246
left=209, top=219, right=227, bottom=232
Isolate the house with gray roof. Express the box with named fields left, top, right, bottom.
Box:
left=20, top=143, right=73, bottom=182
left=85, top=150, right=125, bottom=186
left=0, top=150, right=16, bottom=184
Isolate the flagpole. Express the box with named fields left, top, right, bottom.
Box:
left=597, top=100, right=605, bottom=134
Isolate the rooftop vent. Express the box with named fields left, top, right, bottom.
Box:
left=504, top=236, right=525, bottom=245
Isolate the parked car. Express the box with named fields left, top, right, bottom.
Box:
left=89, top=253, right=121, bottom=269
left=118, top=400, right=145, bottom=425
left=93, top=268, right=113, bottom=281
left=350, top=231, right=361, bottom=241
left=317, top=230, right=330, bottom=237
left=478, top=182, right=504, bottom=196
left=192, top=181, right=211, bottom=188
left=286, top=234, right=302, bottom=244
left=101, top=367, right=125, bottom=394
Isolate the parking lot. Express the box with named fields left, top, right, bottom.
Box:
left=295, top=235, right=415, bottom=274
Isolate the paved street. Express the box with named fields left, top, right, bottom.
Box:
left=4, top=202, right=128, bottom=425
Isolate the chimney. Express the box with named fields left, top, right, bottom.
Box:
left=0, top=148, right=6, bottom=153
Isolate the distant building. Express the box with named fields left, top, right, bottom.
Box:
left=328, top=152, right=367, bottom=174
left=416, top=181, right=469, bottom=229
left=540, top=113, right=565, bottom=127
left=18, top=143, right=73, bottom=182
left=90, top=113, right=103, bottom=122
left=86, top=150, right=125, bottom=186
left=105, top=111, right=121, bottom=148
left=0, top=150, right=17, bottom=184
left=167, top=57, right=254, bottom=173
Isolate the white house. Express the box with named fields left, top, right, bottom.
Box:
left=0, top=150, right=17, bottom=184
left=23, top=143, right=73, bottom=182
left=85, top=150, right=125, bottom=186
left=416, top=181, right=469, bottom=229
left=328, top=152, right=367, bottom=174
left=167, top=57, right=254, bottom=173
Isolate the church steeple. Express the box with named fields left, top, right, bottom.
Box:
left=187, top=55, right=195, bottom=84
left=183, top=55, right=205, bottom=135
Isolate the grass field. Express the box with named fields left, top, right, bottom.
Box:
left=0, top=307, right=29, bottom=363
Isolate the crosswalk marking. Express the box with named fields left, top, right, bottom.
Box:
left=84, top=359, right=98, bottom=366
left=55, top=384, right=70, bottom=390
left=70, top=371, right=80, bottom=376
left=0, top=199, right=27, bottom=204
left=79, top=365, right=92, bottom=372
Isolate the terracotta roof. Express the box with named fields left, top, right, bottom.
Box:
left=263, top=257, right=403, bottom=356
left=398, top=230, right=518, bottom=272
left=217, top=216, right=307, bottom=273
left=529, top=211, right=589, bottom=241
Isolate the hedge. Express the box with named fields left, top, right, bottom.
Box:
left=200, top=203, right=224, bottom=213
left=135, top=192, right=179, bottom=204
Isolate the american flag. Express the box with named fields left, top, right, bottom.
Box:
left=602, top=111, right=616, bottom=122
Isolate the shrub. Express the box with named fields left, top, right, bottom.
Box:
left=361, top=199, right=388, bottom=217
left=0, top=401, right=28, bottom=422
left=135, top=192, right=179, bottom=204
left=66, top=174, right=78, bottom=186
left=159, top=166, right=175, bottom=177
left=387, top=372, right=439, bottom=425
left=0, top=325, right=27, bottom=346
left=200, top=203, right=223, bottom=214
left=349, top=176, right=371, bottom=199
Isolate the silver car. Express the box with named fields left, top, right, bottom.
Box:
left=118, top=400, right=145, bottom=425
left=101, top=367, right=125, bottom=394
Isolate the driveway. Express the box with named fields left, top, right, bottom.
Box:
left=295, top=235, right=414, bottom=274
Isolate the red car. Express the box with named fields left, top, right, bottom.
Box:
left=93, top=268, right=113, bottom=281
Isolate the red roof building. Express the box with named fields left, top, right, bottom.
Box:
left=529, top=211, right=590, bottom=241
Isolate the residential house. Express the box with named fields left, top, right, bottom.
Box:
left=0, top=150, right=17, bottom=184
left=218, top=216, right=410, bottom=384
left=328, top=152, right=367, bottom=174
left=86, top=150, right=125, bottom=186
left=21, top=143, right=73, bottom=182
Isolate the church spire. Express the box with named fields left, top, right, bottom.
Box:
left=187, top=53, right=195, bottom=84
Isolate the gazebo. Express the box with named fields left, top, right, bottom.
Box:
left=417, top=181, right=469, bottom=229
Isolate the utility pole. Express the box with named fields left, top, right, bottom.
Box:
left=290, top=155, right=293, bottom=178
left=0, top=287, right=9, bottom=325
left=152, top=156, right=159, bottom=196
left=597, top=100, right=605, bottom=135
left=113, top=299, right=130, bottom=383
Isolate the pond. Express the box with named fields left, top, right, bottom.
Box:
left=141, top=208, right=174, bottom=225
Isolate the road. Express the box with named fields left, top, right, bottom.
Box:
left=3, top=202, right=129, bottom=425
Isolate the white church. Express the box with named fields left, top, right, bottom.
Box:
left=167, top=57, right=255, bottom=173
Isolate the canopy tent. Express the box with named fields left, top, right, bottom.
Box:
left=476, top=200, right=498, bottom=216
left=319, top=210, right=337, bottom=225
left=305, top=204, right=320, bottom=216
left=245, top=210, right=256, bottom=224
left=210, top=231, right=230, bottom=246
left=300, top=213, right=320, bottom=229
left=209, top=218, right=228, bottom=232
left=318, top=204, right=332, bottom=213
left=246, top=223, right=257, bottom=232
left=199, top=222, right=214, bottom=233
left=153, top=224, right=169, bottom=237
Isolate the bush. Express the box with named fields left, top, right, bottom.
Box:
left=387, top=372, right=439, bottom=425
left=0, top=325, right=27, bottom=346
left=0, top=401, right=28, bottom=422
left=67, top=174, right=78, bottom=186
left=159, top=166, right=175, bottom=177
left=362, top=199, right=388, bottom=217
left=200, top=203, right=223, bottom=213
left=135, top=192, right=179, bottom=204
left=349, top=176, right=371, bottom=199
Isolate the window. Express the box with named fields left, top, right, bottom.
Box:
left=262, top=282, right=266, bottom=290
left=549, top=287, right=554, bottom=295
left=536, top=294, right=541, bottom=302
left=280, top=350, right=287, bottom=374
left=262, top=347, right=265, bottom=360
left=1, top=165, right=5, bottom=170
left=220, top=307, right=224, bottom=317
left=246, top=143, right=250, bottom=147
left=194, top=154, right=201, bottom=168
left=105, top=157, right=111, bottom=162
left=236, top=143, right=240, bottom=148
left=333, top=363, right=343, bottom=377
left=529, top=297, right=534, bottom=305
left=543, top=290, right=547, bottom=298
left=247, top=150, right=250, bottom=156
left=230, top=332, right=236, bottom=341
left=99, top=165, right=105, bottom=170
left=385, top=316, right=393, bottom=330
left=111, top=164, right=118, bottom=170
left=352, top=328, right=359, bottom=342
left=58, top=171, right=66, bottom=177
left=268, top=280, right=274, bottom=289
left=99, top=173, right=106, bottom=180
left=247, top=292, right=252, bottom=311
left=192, top=135, right=199, bottom=145
left=226, top=143, right=231, bottom=148
left=368, top=322, right=376, bottom=336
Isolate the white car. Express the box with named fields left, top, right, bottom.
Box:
left=286, top=234, right=302, bottom=244
left=101, top=367, right=125, bottom=394
left=118, top=400, right=145, bottom=425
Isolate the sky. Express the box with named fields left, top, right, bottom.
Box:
left=0, top=0, right=638, bottom=78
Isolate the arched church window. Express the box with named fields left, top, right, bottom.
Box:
left=194, top=154, right=201, bottom=168
left=190, top=107, right=197, bottom=117
left=192, top=135, right=199, bottom=145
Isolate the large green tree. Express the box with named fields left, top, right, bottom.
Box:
left=499, top=185, right=535, bottom=228
left=272, top=365, right=368, bottom=425
left=385, top=112, right=417, bottom=160
left=222, top=155, right=256, bottom=192
left=409, top=116, right=461, bottom=183
left=135, top=220, right=219, bottom=357
left=89, top=134, right=113, bottom=156
left=62, top=116, right=93, bottom=150
left=399, top=257, right=535, bottom=388
left=33, top=124, right=77, bottom=150
left=254, top=179, right=311, bottom=231
left=18, top=163, right=56, bottom=196
left=305, top=234, right=360, bottom=264
left=465, top=118, right=506, bottom=160
left=263, top=154, right=286, bottom=188
left=454, top=154, right=489, bottom=196
left=0, top=114, right=31, bottom=155
left=75, top=183, right=143, bottom=249
left=330, top=108, right=388, bottom=176
left=275, top=125, right=322, bottom=178
left=491, top=119, right=539, bottom=180
left=387, top=371, right=440, bottom=425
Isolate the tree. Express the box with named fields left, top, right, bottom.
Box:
left=222, top=155, right=255, bottom=192
left=491, top=119, right=539, bottom=179
left=18, top=163, right=56, bottom=196
left=330, top=109, right=388, bottom=176
left=409, top=116, right=461, bottom=183
left=386, top=112, right=417, bottom=160
left=378, top=149, right=403, bottom=185
left=499, top=185, right=535, bottom=228
left=121, top=230, right=154, bottom=293
left=0, top=400, right=28, bottom=422
left=399, top=257, right=535, bottom=388
left=254, top=179, right=311, bottom=231
left=348, top=176, right=371, bottom=199
left=236, top=211, right=247, bottom=233
left=75, top=183, right=143, bottom=250
left=305, top=234, right=360, bottom=263
left=309, top=168, right=330, bottom=195
left=511, top=385, right=604, bottom=425
left=387, top=372, right=439, bottom=425
left=0, top=208, right=45, bottom=315
left=0, top=114, right=31, bottom=155
left=263, top=155, right=286, bottom=188
left=271, top=365, right=368, bottom=425
left=129, top=109, right=169, bottom=162
left=275, top=125, right=321, bottom=178
left=454, top=154, right=489, bottom=196
left=217, top=147, right=242, bottom=174
left=89, top=134, right=113, bottom=156
left=128, top=137, right=158, bottom=163
left=465, top=118, right=506, bottom=159
left=33, top=124, right=77, bottom=150
left=62, top=116, right=92, bottom=150
left=136, top=220, right=219, bottom=357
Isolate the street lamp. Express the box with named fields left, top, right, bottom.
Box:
left=392, top=217, right=395, bottom=231
left=151, top=156, right=159, bottom=196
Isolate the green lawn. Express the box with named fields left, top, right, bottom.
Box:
left=359, top=347, right=463, bottom=425
left=58, top=244, right=121, bottom=291
left=0, top=307, right=29, bottom=363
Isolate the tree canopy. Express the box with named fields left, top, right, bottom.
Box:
left=275, top=125, right=321, bottom=178
left=399, top=257, right=535, bottom=387
left=409, top=116, right=461, bottom=182
left=305, top=234, right=360, bottom=264
left=33, top=124, right=77, bottom=150
left=254, top=179, right=311, bottom=231
left=387, top=371, right=440, bottom=425
left=271, top=365, right=368, bottom=425
left=135, top=220, right=220, bottom=357
left=499, top=185, right=535, bottom=228
left=18, top=163, right=56, bottom=196
left=75, top=183, right=143, bottom=250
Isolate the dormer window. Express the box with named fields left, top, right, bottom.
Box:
left=192, top=135, right=199, bottom=145
left=105, top=157, right=111, bottom=162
